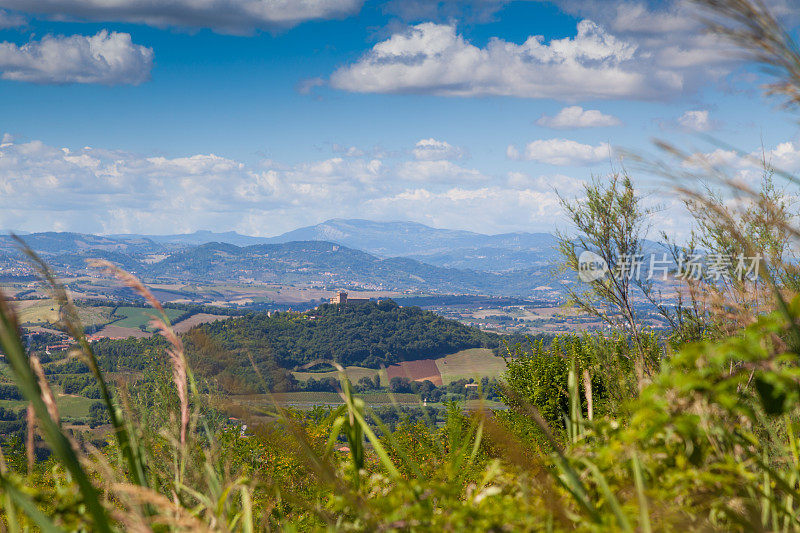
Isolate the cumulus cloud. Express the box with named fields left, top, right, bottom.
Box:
left=507, top=138, right=612, bottom=166
left=536, top=106, right=621, bottom=129
left=330, top=3, right=741, bottom=102
left=764, top=141, right=800, bottom=172
left=412, top=138, right=463, bottom=160
left=0, top=0, right=363, bottom=34
left=677, top=110, right=714, bottom=132
left=0, top=30, right=152, bottom=85
left=330, top=20, right=675, bottom=101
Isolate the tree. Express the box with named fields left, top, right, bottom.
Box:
left=556, top=170, right=657, bottom=385
left=680, top=162, right=800, bottom=332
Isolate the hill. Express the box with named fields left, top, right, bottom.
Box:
left=188, top=299, right=501, bottom=369
left=111, top=230, right=271, bottom=248
left=0, top=232, right=163, bottom=256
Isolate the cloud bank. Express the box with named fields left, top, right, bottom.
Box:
left=0, top=136, right=579, bottom=235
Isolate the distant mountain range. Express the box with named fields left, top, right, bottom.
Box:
left=108, top=219, right=561, bottom=271
left=263, top=218, right=558, bottom=257
left=0, top=219, right=572, bottom=297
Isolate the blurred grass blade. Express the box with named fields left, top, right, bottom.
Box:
left=0, top=290, right=113, bottom=533
left=631, top=452, right=652, bottom=533
left=582, top=459, right=632, bottom=532
left=14, top=239, right=149, bottom=490
left=240, top=486, right=254, bottom=533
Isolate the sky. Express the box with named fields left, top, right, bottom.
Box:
left=0, top=0, right=798, bottom=238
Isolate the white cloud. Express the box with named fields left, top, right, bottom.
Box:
left=681, top=140, right=800, bottom=188
left=0, top=30, right=152, bottom=85
left=507, top=171, right=585, bottom=193
left=536, top=106, right=621, bottom=129
left=0, top=0, right=363, bottom=34
left=678, top=110, right=713, bottom=132
left=507, top=138, right=612, bottom=166
left=765, top=141, right=800, bottom=172
left=412, top=138, right=462, bottom=160
left=396, top=160, right=485, bottom=182
left=367, top=185, right=566, bottom=233
left=330, top=10, right=737, bottom=101
left=683, top=148, right=743, bottom=169
left=330, top=20, right=686, bottom=100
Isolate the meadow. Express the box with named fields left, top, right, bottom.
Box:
left=109, top=305, right=185, bottom=330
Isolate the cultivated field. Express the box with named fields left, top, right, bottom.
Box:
left=110, top=306, right=184, bottom=330
left=93, top=324, right=152, bottom=339
left=172, top=313, right=230, bottom=333
left=435, top=348, right=507, bottom=385
left=386, top=359, right=443, bottom=386
left=14, top=299, right=60, bottom=324
left=0, top=394, right=94, bottom=419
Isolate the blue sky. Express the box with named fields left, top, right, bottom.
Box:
left=0, top=0, right=797, bottom=238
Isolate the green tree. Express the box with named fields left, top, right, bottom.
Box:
left=557, top=171, right=657, bottom=385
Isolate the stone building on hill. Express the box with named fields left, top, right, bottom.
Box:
left=329, top=291, right=369, bottom=305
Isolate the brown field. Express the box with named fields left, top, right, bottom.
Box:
left=386, top=359, right=442, bottom=387
left=172, top=313, right=230, bottom=333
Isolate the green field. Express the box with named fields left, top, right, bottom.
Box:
left=76, top=305, right=115, bottom=327
left=435, top=348, right=508, bottom=385
left=15, top=300, right=116, bottom=328
left=0, top=394, right=94, bottom=419
left=111, top=306, right=184, bottom=330
left=15, top=299, right=60, bottom=324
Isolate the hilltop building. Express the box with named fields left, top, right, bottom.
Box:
left=329, top=291, right=369, bottom=305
